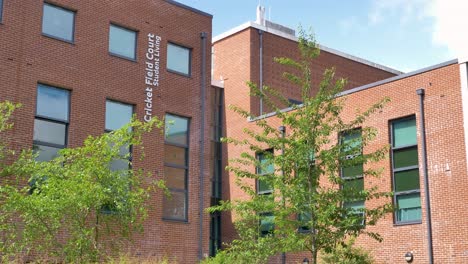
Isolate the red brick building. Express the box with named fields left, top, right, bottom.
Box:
left=212, top=10, right=468, bottom=264
left=2, top=1, right=468, bottom=263
left=0, top=0, right=212, bottom=262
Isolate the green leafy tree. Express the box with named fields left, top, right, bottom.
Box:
left=0, top=105, right=165, bottom=263
left=206, top=30, right=392, bottom=264
left=321, top=238, right=375, bottom=264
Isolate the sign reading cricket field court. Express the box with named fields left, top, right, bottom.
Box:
left=144, top=33, right=162, bottom=122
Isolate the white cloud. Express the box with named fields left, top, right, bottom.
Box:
left=369, top=0, right=468, bottom=59
left=368, top=0, right=426, bottom=26
left=426, top=0, right=468, bottom=60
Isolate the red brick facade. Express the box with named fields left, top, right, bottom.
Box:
left=2, top=1, right=468, bottom=263
left=0, top=1, right=212, bottom=262
left=213, top=22, right=468, bottom=264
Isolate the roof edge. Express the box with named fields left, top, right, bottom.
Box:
left=165, top=0, right=213, bottom=18
left=213, top=21, right=403, bottom=75
left=338, top=58, right=458, bottom=97
left=248, top=58, right=458, bottom=122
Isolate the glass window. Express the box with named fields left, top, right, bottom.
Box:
left=298, top=211, right=311, bottom=232
left=391, top=116, right=421, bottom=223
left=33, top=145, right=61, bottom=162
left=394, top=169, right=420, bottom=192
left=33, top=119, right=66, bottom=146
left=42, top=3, right=75, bottom=42
left=105, top=100, right=133, bottom=174
left=0, top=0, right=3, bottom=22
left=259, top=213, right=274, bottom=236
left=109, top=24, right=137, bottom=60
left=392, top=118, right=417, bottom=148
left=164, top=145, right=186, bottom=166
left=37, top=84, right=70, bottom=121
left=105, top=100, right=133, bottom=131
left=163, top=191, right=186, bottom=220
left=167, top=43, right=191, bottom=76
left=165, top=114, right=189, bottom=145
left=163, top=113, right=190, bottom=221
left=164, top=167, right=185, bottom=189
left=33, top=84, right=70, bottom=162
left=396, top=193, right=421, bottom=222
left=257, top=150, right=274, bottom=194
left=340, top=130, right=365, bottom=225
left=394, top=148, right=418, bottom=169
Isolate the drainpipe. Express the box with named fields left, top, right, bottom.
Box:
left=198, top=31, right=208, bottom=261
left=279, top=126, right=286, bottom=264
left=259, top=29, right=264, bottom=115
left=416, top=88, right=434, bottom=264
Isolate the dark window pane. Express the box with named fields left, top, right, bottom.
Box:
left=0, top=0, right=3, bottom=22
left=164, top=145, right=186, bottom=166
left=343, top=178, right=364, bottom=192
left=394, top=147, right=418, bottom=169
left=164, top=166, right=185, bottom=189
left=42, top=3, right=74, bottom=42
left=342, top=131, right=362, bottom=151
left=342, top=164, right=363, bottom=178
left=109, top=24, right=136, bottom=60
left=165, top=114, right=189, bottom=145
left=34, top=144, right=60, bottom=162
left=395, top=169, right=420, bottom=192
left=167, top=43, right=190, bottom=75
left=37, top=84, right=69, bottom=121
left=393, top=118, right=417, bottom=147
left=33, top=119, right=66, bottom=146
left=298, top=211, right=311, bottom=231
left=257, top=151, right=274, bottom=174
left=163, top=190, right=186, bottom=219
left=258, top=179, right=272, bottom=193
left=396, top=193, right=421, bottom=222
left=105, top=100, right=133, bottom=131
left=259, top=213, right=274, bottom=236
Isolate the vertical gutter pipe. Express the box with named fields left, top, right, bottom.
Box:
left=416, top=88, right=434, bottom=264
left=198, top=31, right=207, bottom=261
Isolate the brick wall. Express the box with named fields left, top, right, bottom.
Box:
left=214, top=24, right=468, bottom=263
left=0, top=1, right=212, bottom=262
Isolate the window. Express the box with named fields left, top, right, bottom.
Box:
left=256, top=149, right=274, bottom=195
left=256, top=149, right=274, bottom=236
left=0, top=0, right=4, bottom=23
left=109, top=24, right=137, bottom=60
left=391, top=117, right=421, bottom=223
left=102, top=100, right=133, bottom=212
left=105, top=100, right=133, bottom=171
left=167, top=43, right=191, bottom=76
left=33, top=84, right=70, bottom=162
left=163, top=114, right=189, bottom=221
left=259, top=212, right=274, bottom=236
left=42, top=3, right=75, bottom=42
left=340, top=130, right=365, bottom=224
left=105, top=100, right=133, bottom=132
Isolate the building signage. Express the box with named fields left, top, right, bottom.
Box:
left=144, top=33, right=162, bottom=122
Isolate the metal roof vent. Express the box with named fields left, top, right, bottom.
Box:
left=256, top=5, right=266, bottom=26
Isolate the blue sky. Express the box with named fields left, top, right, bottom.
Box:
left=177, top=0, right=468, bottom=73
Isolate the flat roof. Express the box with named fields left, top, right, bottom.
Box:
left=166, top=0, right=212, bottom=18
left=213, top=21, right=403, bottom=75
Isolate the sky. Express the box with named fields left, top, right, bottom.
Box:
left=176, top=0, right=468, bottom=73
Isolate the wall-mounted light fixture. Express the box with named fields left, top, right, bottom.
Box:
left=405, top=252, right=414, bottom=263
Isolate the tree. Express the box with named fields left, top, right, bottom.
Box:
left=0, top=104, right=164, bottom=263
left=206, top=30, right=392, bottom=263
